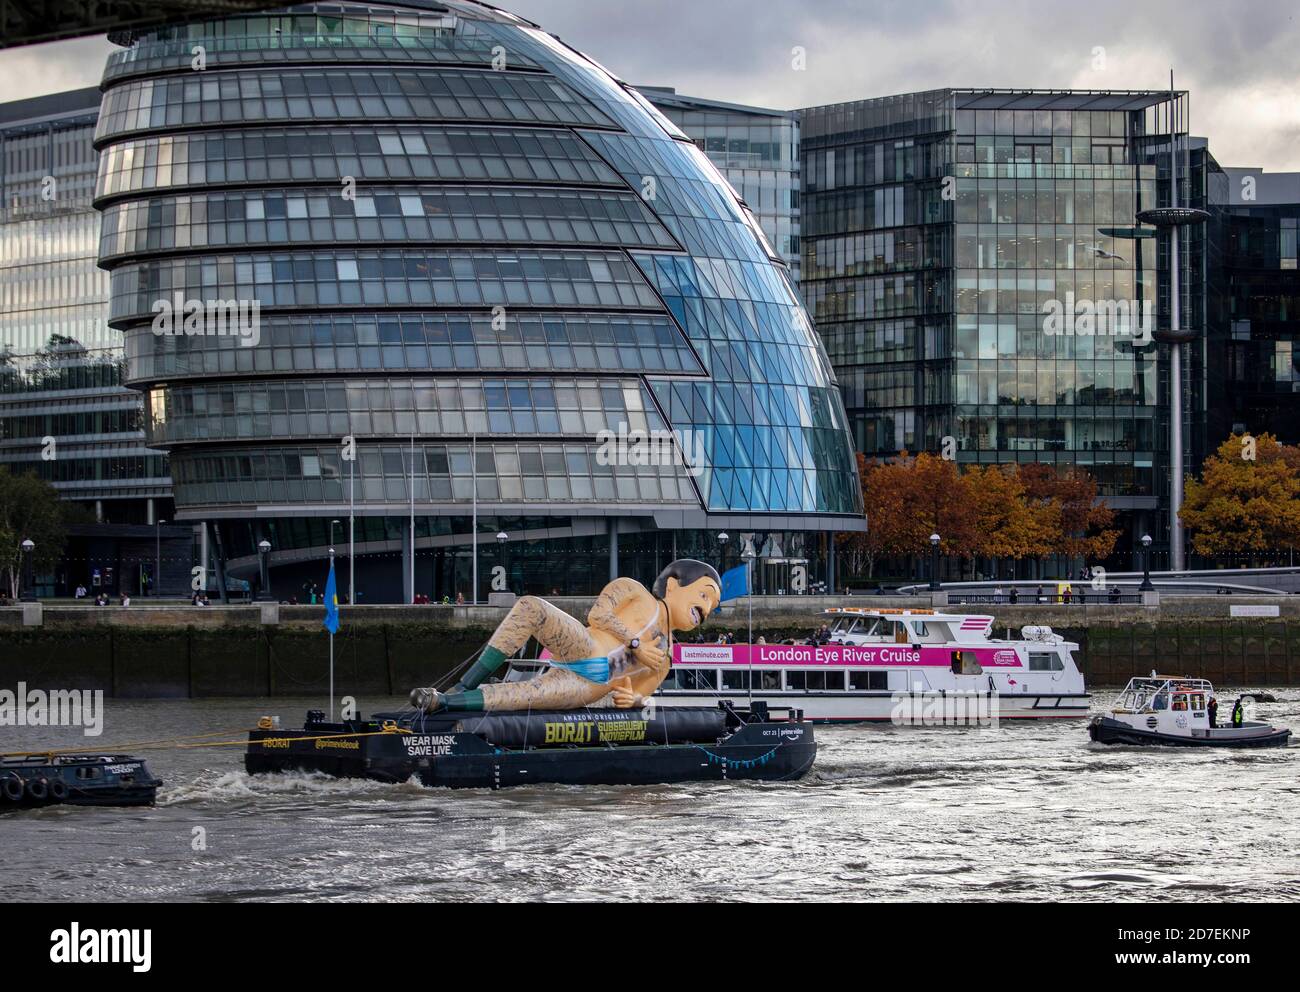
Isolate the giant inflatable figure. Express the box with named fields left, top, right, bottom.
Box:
left=410, top=559, right=721, bottom=714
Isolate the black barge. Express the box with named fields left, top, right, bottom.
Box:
left=245, top=702, right=815, bottom=789
left=0, top=754, right=163, bottom=808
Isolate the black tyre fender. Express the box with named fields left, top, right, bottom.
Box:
left=0, top=773, right=23, bottom=802
left=25, top=777, right=49, bottom=802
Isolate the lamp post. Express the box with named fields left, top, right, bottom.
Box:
left=1139, top=534, right=1155, bottom=592
left=496, top=531, right=508, bottom=593
left=1135, top=76, right=1209, bottom=572
left=929, top=533, right=941, bottom=592
left=256, top=539, right=273, bottom=601
left=19, top=539, right=36, bottom=602
left=155, top=518, right=165, bottom=597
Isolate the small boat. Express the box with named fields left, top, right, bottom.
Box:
left=245, top=702, right=815, bottom=789
left=0, top=754, right=164, bottom=808
left=1089, top=676, right=1292, bottom=748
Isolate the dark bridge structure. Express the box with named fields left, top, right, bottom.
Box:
left=0, top=0, right=281, bottom=48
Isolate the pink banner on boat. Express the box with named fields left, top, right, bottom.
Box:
left=672, top=643, right=1023, bottom=669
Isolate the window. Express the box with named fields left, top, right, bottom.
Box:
left=849, top=670, right=889, bottom=691
left=677, top=668, right=717, bottom=690
left=1028, top=652, right=1063, bottom=671
left=722, top=670, right=748, bottom=690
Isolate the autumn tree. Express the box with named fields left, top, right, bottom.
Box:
left=965, top=464, right=1052, bottom=562
left=1018, top=463, right=1119, bottom=563
left=1182, top=433, right=1300, bottom=558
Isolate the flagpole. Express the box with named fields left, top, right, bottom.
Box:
left=745, top=548, right=754, bottom=706
left=471, top=434, right=478, bottom=606
left=328, top=546, right=335, bottom=722
left=409, top=434, right=416, bottom=604
left=348, top=451, right=354, bottom=608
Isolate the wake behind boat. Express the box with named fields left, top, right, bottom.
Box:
left=1089, top=676, right=1292, bottom=748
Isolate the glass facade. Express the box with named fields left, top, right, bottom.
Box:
left=799, top=89, right=1209, bottom=555
left=95, top=1, right=860, bottom=601
left=0, top=88, right=171, bottom=517
left=1208, top=166, right=1300, bottom=444
left=641, top=88, right=802, bottom=283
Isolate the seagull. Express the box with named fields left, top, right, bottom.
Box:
left=1085, top=243, right=1125, bottom=261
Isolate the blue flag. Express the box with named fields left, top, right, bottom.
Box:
left=322, top=558, right=340, bottom=635
left=719, top=564, right=749, bottom=602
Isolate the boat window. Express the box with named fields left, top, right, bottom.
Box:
left=75, top=767, right=102, bottom=780
left=952, top=650, right=983, bottom=674
left=891, top=622, right=908, bottom=643
left=758, top=670, right=781, bottom=690
left=1028, top=652, right=1064, bottom=672
left=824, top=670, right=845, bottom=690
left=1191, top=693, right=1205, bottom=711
left=786, top=671, right=806, bottom=690
left=677, top=669, right=717, bottom=691
left=849, top=670, right=889, bottom=690
left=722, top=669, right=748, bottom=690
left=1172, top=693, right=1188, bottom=711
left=1152, top=693, right=1168, bottom=710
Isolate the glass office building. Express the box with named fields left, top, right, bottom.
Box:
left=0, top=88, right=181, bottom=595
left=799, top=89, right=1209, bottom=559
left=1208, top=166, right=1300, bottom=444
left=640, top=88, right=801, bottom=283
left=94, top=1, right=861, bottom=601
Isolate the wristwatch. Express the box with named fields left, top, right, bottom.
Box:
left=629, top=638, right=640, bottom=650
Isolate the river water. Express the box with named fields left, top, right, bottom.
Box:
left=4, top=690, right=1297, bottom=902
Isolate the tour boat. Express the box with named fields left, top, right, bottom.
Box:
left=1089, top=676, right=1292, bottom=748
left=509, top=607, right=1089, bottom=724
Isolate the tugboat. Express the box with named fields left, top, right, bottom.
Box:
left=246, top=702, right=815, bottom=789
left=1089, top=676, right=1291, bottom=748
left=0, top=753, right=164, bottom=808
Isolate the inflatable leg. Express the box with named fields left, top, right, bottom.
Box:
left=479, top=668, right=613, bottom=711
left=454, top=596, right=596, bottom=691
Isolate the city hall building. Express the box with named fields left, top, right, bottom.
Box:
left=91, top=1, right=862, bottom=601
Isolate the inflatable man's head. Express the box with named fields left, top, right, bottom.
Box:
left=652, top=559, right=723, bottom=632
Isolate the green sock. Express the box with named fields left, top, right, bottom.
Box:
left=442, top=689, right=484, bottom=712
left=458, top=646, right=507, bottom=690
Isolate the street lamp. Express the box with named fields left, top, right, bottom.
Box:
left=256, top=539, right=273, bottom=601
left=155, top=519, right=165, bottom=597
left=717, top=532, right=729, bottom=575
left=19, top=539, right=36, bottom=602
left=496, top=531, right=508, bottom=594
left=929, top=533, right=941, bottom=592
left=1138, top=534, right=1155, bottom=592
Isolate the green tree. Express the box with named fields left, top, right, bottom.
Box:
left=0, top=468, right=70, bottom=598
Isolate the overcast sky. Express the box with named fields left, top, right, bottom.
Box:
left=2, top=0, right=1296, bottom=171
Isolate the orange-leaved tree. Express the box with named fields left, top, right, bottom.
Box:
left=1018, top=463, right=1119, bottom=562
left=1181, top=433, right=1300, bottom=556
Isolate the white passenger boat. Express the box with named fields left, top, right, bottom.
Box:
left=1089, top=676, right=1291, bottom=748
left=658, top=607, right=1089, bottom=724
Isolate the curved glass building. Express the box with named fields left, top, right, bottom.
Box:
left=94, top=1, right=861, bottom=601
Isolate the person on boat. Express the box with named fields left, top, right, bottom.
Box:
left=1208, top=695, right=1218, bottom=727
left=1232, top=699, right=1245, bottom=727
left=1008, top=587, right=1019, bottom=604
left=409, top=559, right=721, bottom=714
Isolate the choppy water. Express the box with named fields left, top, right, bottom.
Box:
left=3, top=691, right=1297, bottom=902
